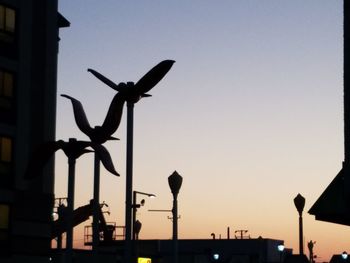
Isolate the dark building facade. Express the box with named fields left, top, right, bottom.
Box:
left=51, top=238, right=291, bottom=263
left=0, top=0, right=68, bottom=262
left=309, top=0, right=350, bottom=225
left=133, top=238, right=291, bottom=263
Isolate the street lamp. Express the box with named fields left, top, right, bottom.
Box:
left=278, top=244, right=285, bottom=263
left=168, top=171, right=183, bottom=263
left=132, top=190, right=156, bottom=240
left=132, top=191, right=155, bottom=262
left=294, top=193, right=305, bottom=255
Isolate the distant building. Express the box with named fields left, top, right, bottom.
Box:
left=330, top=254, right=350, bottom=263
left=0, top=0, right=69, bottom=262
left=134, top=238, right=292, bottom=263
left=51, top=237, right=293, bottom=263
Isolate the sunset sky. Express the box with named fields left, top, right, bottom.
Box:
left=55, top=1, right=347, bottom=261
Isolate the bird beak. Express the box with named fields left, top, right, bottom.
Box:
left=109, top=136, right=120, bottom=141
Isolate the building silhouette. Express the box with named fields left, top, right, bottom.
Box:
left=309, top=0, right=350, bottom=225
left=50, top=237, right=292, bottom=263
left=0, top=0, right=69, bottom=262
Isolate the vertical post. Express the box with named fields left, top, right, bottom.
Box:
left=168, top=171, right=183, bottom=263
left=294, top=194, right=305, bottom=255
left=132, top=191, right=137, bottom=240
left=93, top=154, right=101, bottom=251
left=56, top=198, right=67, bottom=250
left=172, top=194, right=179, bottom=263
left=344, top=0, right=350, bottom=163
left=299, top=214, right=303, bottom=255
left=56, top=202, right=63, bottom=250
left=344, top=0, right=350, bottom=217
left=66, top=155, right=76, bottom=263
left=132, top=191, right=137, bottom=262
left=124, top=102, right=134, bottom=263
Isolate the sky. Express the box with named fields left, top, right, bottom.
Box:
left=55, top=0, right=346, bottom=261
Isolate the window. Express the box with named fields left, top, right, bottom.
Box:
left=0, top=137, right=12, bottom=162
left=0, top=5, right=15, bottom=43
left=0, top=204, right=10, bottom=254
left=0, top=70, right=14, bottom=110
left=0, top=204, right=9, bottom=239
left=0, top=136, right=13, bottom=188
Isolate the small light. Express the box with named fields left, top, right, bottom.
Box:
left=278, top=244, right=285, bottom=252
left=212, top=253, right=220, bottom=260
left=342, top=252, right=348, bottom=260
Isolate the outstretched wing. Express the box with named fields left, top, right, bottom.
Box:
left=87, top=68, right=120, bottom=91
left=61, top=94, right=94, bottom=137
left=90, top=143, right=119, bottom=176
left=134, top=60, right=175, bottom=95
left=101, top=92, right=126, bottom=136
left=25, top=141, right=63, bottom=179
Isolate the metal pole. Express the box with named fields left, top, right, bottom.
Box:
left=124, top=102, right=134, bottom=263
left=172, top=194, right=178, bottom=263
left=132, top=191, right=137, bottom=241
left=66, top=156, right=76, bottom=263
left=132, top=191, right=137, bottom=262
left=93, top=154, right=101, bottom=251
left=299, top=213, right=304, bottom=255
left=344, top=0, right=350, bottom=216
left=344, top=0, right=350, bottom=163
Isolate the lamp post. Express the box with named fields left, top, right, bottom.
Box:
left=294, top=193, right=305, bottom=255
left=278, top=244, right=285, bottom=263
left=342, top=252, right=348, bottom=260
left=131, top=191, right=155, bottom=262
left=132, top=191, right=156, bottom=240
left=168, top=171, right=183, bottom=263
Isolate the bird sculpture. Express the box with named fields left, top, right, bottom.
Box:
left=61, top=92, right=127, bottom=250
left=25, top=138, right=119, bottom=179
left=61, top=93, right=126, bottom=144
left=24, top=138, right=118, bottom=254
left=87, top=60, right=175, bottom=260
left=87, top=60, right=175, bottom=103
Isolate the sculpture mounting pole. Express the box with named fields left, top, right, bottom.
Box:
left=92, top=154, right=101, bottom=251
left=168, top=171, right=183, bottom=263
left=66, top=140, right=77, bottom=263
left=124, top=101, right=134, bottom=262
left=294, top=193, right=305, bottom=255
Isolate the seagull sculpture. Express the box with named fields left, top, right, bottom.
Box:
left=25, top=138, right=119, bottom=179
left=61, top=93, right=126, bottom=144
left=88, top=60, right=175, bottom=261
left=61, top=92, right=127, bottom=250
left=87, top=60, right=175, bottom=102
left=25, top=138, right=118, bottom=256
